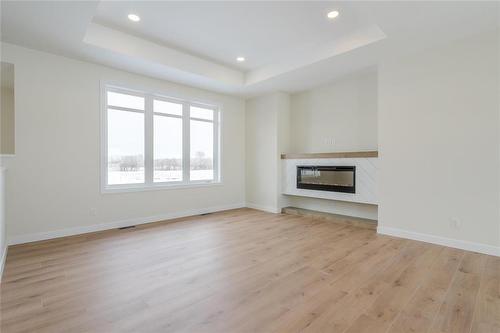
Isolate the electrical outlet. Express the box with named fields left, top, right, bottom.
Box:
left=324, top=138, right=335, bottom=145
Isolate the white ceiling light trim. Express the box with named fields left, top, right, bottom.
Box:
left=127, top=14, right=140, bottom=22
left=236, top=56, right=245, bottom=62
left=327, top=11, right=339, bottom=19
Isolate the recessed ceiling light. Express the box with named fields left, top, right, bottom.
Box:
left=327, top=11, right=339, bottom=19
left=128, top=14, right=141, bottom=22
left=236, top=57, right=245, bottom=62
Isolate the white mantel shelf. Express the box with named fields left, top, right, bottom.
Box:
left=281, top=151, right=378, bottom=159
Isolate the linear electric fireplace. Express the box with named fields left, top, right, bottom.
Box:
left=297, top=166, right=356, bottom=193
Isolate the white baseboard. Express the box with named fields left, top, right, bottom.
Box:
left=377, top=226, right=500, bottom=257
left=7, top=203, right=246, bottom=246
left=245, top=202, right=281, bottom=214
left=0, top=245, right=7, bottom=282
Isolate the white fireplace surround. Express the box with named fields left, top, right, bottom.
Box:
left=282, top=156, right=378, bottom=205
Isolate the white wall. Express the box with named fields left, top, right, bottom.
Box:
left=378, top=29, right=500, bottom=253
left=245, top=92, right=290, bottom=213
left=276, top=94, right=291, bottom=210
left=287, top=69, right=378, bottom=220
left=0, top=164, right=6, bottom=279
left=1, top=87, right=15, bottom=154
left=290, top=69, right=378, bottom=153
left=1, top=42, right=246, bottom=242
left=0, top=63, right=14, bottom=276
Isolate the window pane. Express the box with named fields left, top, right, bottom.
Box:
left=154, top=115, right=183, bottom=182
left=107, top=91, right=144, bottom=110
left=190, top=106, right=213, bottom=120
left=190, top=120, right=213, bottom=181
left=107, top=109, right=144, bottom=185
left=154, top=100, right=182, bottom=116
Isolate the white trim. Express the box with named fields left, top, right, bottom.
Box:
left=212, top=108, right=219, bottom=183
left=107, top=105, right=145, bottom=114
left=7, top=203, right=246, bottom=246
left=377, top=226, right=500, bottom=257
left=0, top=246, right=7, bottom=283
left=182, top=101, right=190, bottom=182
left=246, top=202, right=281, bottom=214
left=102, top=80, right=222, bottom=119
left=145, top=94, right=153, bottom=185
left=153, top=112, right=182, bottom=119
left=100, top=80, right=108, bottom=192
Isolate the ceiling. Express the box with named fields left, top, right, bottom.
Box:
left=93, top=1, right=378, bottom=71
left=1, top=1, right=498, bottom=97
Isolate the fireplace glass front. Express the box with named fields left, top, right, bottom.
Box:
left=297, top=166, right=355, bottom=193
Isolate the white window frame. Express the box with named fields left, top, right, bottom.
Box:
left=100, top=82, right=222, bottom=193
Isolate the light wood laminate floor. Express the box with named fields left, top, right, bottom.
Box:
left=1, top=208, right=499, bottom=333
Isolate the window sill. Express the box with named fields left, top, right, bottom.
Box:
left=101, top=181, right=223, bottom=194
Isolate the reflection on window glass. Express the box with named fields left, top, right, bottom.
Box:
left=190, top=119, right=213, bottom=181
left=154, top=115, right=183, bottom=182
left=107, top=91, right=144, bottom=110
left=190, top=106, right=213, bottom=120
left=107, top=109, right=144, bottom=184
left=154, top=100, right=182, bottom=116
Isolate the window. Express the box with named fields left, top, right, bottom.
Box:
left=102, top=85, right=220, bottom=192
left=190, top=106, right=215, bottom=181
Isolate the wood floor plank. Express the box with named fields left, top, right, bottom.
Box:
left=429, top=252, right=486, bottom=333
left=301, top=240, right=426, bottom=333
left=344, top=243, right=443, bottom=333
left=471, top=255, right=500, bottom=333
left=387, top=247, right=464, bottom=333
left=269, top=238, right=406, bottom=333
left=0, top=208, right=494, bottom=333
